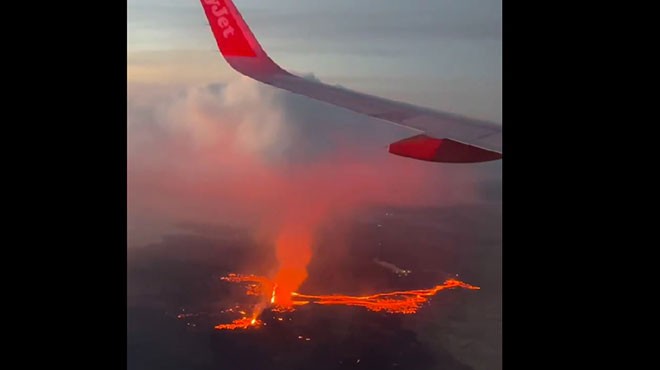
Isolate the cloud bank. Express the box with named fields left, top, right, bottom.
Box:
left=128, top=76, right=498, bottom=246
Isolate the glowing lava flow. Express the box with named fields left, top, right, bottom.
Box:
left=291, top=279, right=479, bottom=314
left=214, top=317, right=263, bottom=330
left=215, top=274, right=479, bottom=330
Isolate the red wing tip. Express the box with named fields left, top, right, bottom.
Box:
left=388, top=134, right=502, bottom=163
left=201, top=0, right=257, bottom=57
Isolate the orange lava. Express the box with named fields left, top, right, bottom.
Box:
left=214, top=316, right=263, bottom=330
left=215, top=274, right=479, bottom=330
left=292, top=279, right=479, bottom=314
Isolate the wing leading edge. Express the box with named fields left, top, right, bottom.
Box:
left=199, top=0, right=502, bottom=163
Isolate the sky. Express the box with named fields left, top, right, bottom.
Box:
left=127, top=0, right=502, bottom=246
left=128, top=0, right=501, bottom=122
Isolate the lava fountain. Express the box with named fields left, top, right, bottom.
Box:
left=271, top=225, right=313, bottom=309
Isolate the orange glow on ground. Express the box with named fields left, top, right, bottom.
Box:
left=215, top=274, right=479, bottom=330
left=214, top=316, right=263, bottom=330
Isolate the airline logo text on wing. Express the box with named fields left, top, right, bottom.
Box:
left=205, top=0, right=235, bottom=38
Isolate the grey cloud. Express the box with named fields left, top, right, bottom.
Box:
left=129, top=77, right=409, bottom=167
left=128, top=77, right=500, bottom=246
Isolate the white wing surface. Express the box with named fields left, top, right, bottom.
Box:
left=199, top=0, right=502, bottom=163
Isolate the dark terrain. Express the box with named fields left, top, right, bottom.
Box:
left=128, top=204, right=501, bottom=370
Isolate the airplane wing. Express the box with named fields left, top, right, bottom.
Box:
left=199, top=0, right=502, bottom=163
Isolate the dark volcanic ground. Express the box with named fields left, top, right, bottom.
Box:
left=127, top=204, right=501, bottom=370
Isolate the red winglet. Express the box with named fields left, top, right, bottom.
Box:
left=389, top=134, right=502, bottom=163
left=200, top=0, right=256, bottom=57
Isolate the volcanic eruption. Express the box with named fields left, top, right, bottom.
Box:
left=215, top=273, right=479, bottom=330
